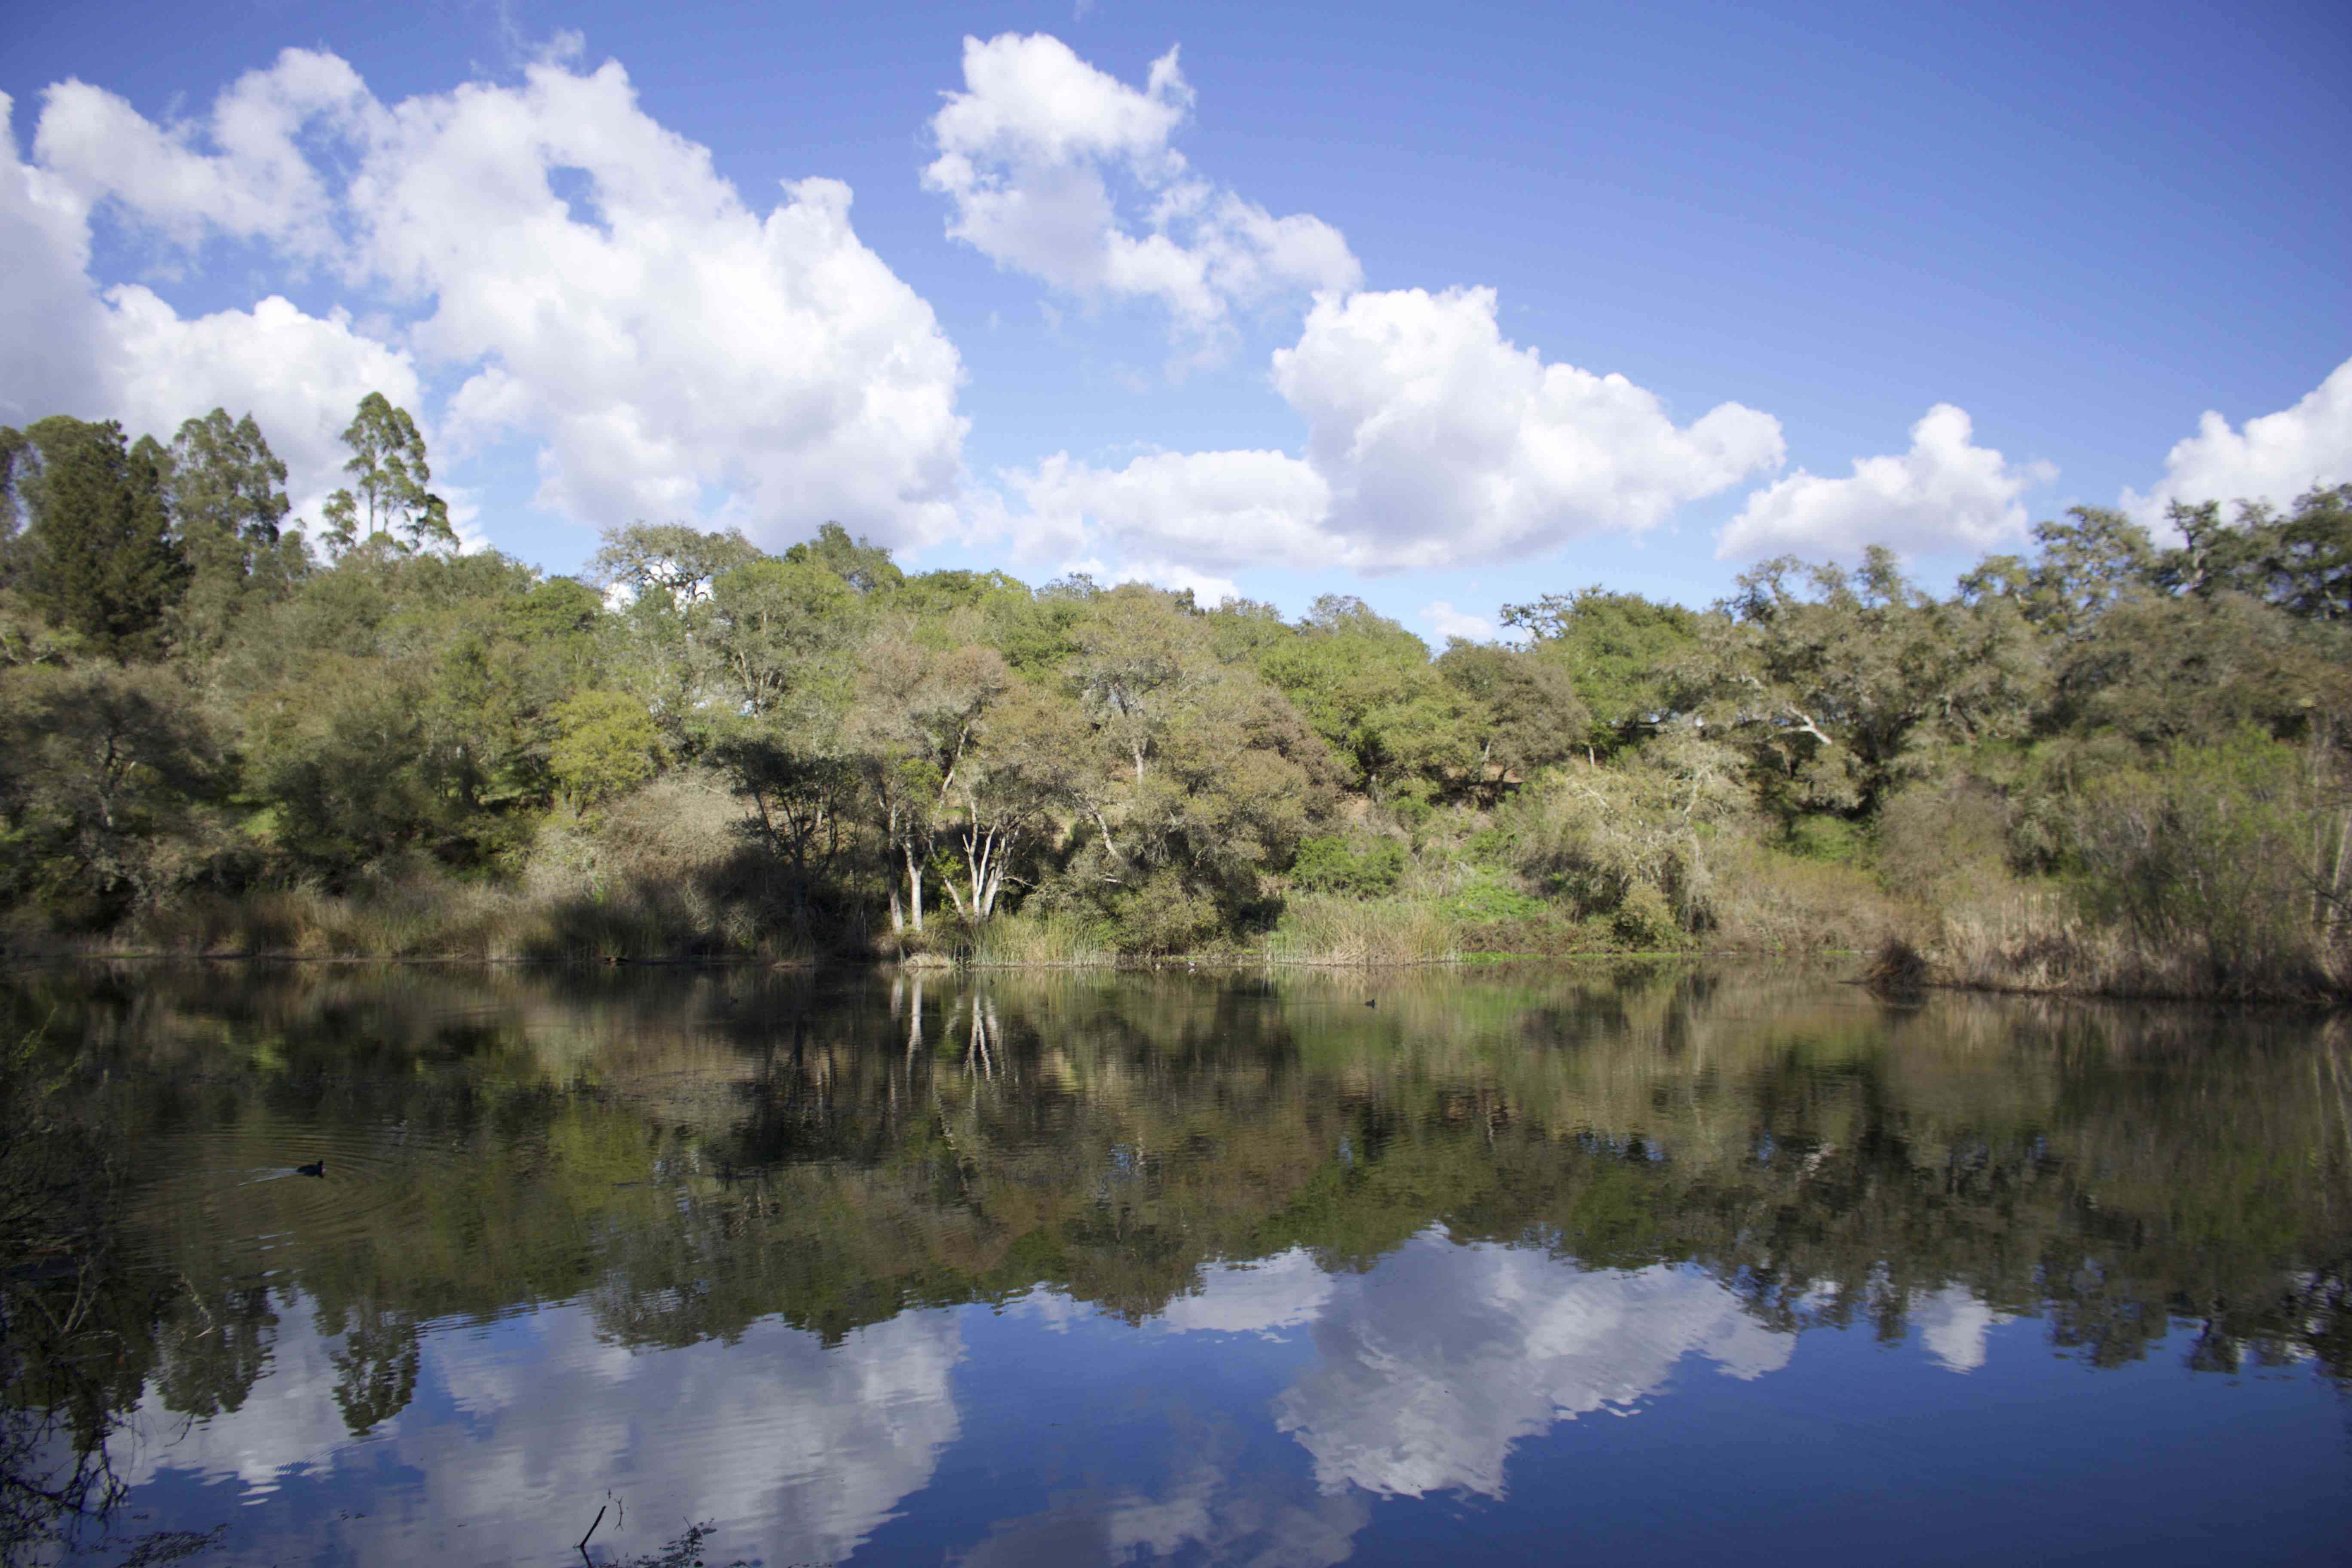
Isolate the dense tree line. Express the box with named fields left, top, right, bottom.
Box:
left=1, top=395, right=2347, bottom=991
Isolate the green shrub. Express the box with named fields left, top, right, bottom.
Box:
left=1289, top=835, right=1407, bottom=897
left=1109, top=871, right=1222, bottom=955
left=1784, top=813, right=1864, bottom=863
left=1611, top=879, right=1681, bottom=948
left=1464, top=827, right=1512, bottom=866
left=1439, top=877, right=1547, bottom=924
left=549, top=690, right=663, bottom=809
left=2067, top=730, right=2342, bottom=992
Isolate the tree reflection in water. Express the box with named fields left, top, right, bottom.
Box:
left=0, top=962, right=2344, bottom=1559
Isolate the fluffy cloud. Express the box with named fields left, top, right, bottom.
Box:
left=2, top=92, right=418, bottom=527
left=33, top=53, right=372, bottom=257
left=0, top=92, right=116, bottom=422
left=1421, top=601, right=1496, bottom=642
left=104, top=288, right=423, bottom=523
left=346, top=59, right=966, bottom=542
left=1716, top=403, right=2052, bottom=560
left=8, top=48, right=968, bottom=551
left=1014, top=447, right=1334, bottom=566
left=1014, top=286, right=1785, bottom=574
left=2122, top=356, right=2352, bottom=533
left=925, top=34, right=1360, bottom=353
left=1281, top=288, right=1783, bottom=565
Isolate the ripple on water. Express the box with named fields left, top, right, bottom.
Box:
left=126, top=1122, right=444, bottom=1266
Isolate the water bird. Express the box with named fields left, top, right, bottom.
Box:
left=295, top=1159, right=325, bottom=1178
left=1365, top=998, right=1377, bottom=1008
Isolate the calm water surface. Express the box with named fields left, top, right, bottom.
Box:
left=7, top=963, right=2349, bottom=1565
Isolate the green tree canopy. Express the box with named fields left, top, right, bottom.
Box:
left=1258, top=596, right=1478, bottom=798
left=1436, top=640, right=1592, bottom=785
left=1500, top=587, right=1700, bottom=749
left=784, top=521, right=904, bottom=595
left=2159, top=484, right=2352, bottom=622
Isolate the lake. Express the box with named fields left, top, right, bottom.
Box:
left=5, top=963, right=2347, bottom=1565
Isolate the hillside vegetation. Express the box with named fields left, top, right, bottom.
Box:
left=3, top=398, right=2348, bottom=999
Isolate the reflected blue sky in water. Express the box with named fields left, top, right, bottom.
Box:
left=92, top=1231, right=2349, bottom=1566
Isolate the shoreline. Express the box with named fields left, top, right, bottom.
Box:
left=5, top=945, right=2342, bottom=1009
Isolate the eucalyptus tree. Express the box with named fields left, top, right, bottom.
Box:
left=320, top=393, right=455, bottom=557
left=941, top=684, right=1093, bottom=926
left=165, top=407, right=306, bottom=657
left=706, top=557, right=861, bottom=721
left=591, top=523, right=758, bottom=755
left=850, top=634, right=1013, bottom=934
left=1069, top=582, right=1221, bottom=785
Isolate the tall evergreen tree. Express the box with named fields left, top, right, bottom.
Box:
left=4, top=417, right=184, bottom=656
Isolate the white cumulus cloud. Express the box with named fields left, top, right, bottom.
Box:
left=2, top=90, right=420, bottom=530
left=1715, top=402, right=2051, bottom=560
left=1281, top=288, right=1784, bottom=565
left=1422, top=602, right=1496, bottom=642
left=2122, top=356, right=2352, bottom=533
left=1012, top=286, right=1785, bottom=574
left=104, top=288, right=423, bottom=524
left=925, top=33, right=1360, bottom=356
left=1014, top=447, right=1334, bottom=566
left=7, top=48, right=969, bottom=553
left=33, top=53, right=372, bottom=258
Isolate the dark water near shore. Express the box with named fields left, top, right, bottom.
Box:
left=6, top=962, right=2350, bottom=1565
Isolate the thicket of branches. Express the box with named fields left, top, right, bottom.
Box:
left=3, top=397, right=2348, bottom=995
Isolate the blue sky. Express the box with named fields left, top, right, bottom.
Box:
left=4, top=0, right=2347, bottom=641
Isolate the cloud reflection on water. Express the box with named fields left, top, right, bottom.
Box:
left=104, top=1234, right=2039, bottom=1561
left=1272, top=1230, right=1794, bottom=1499
left=114, top=1304, right=355, bottom=1496
left=112, top=1294, right=964, bottom=1565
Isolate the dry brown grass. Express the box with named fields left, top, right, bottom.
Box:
left=1262, top=894, right=1458, bottom=965
left=1706, top=843, right=1898, bottom=953
left=1913, top=885, right=2344, bottom=1004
